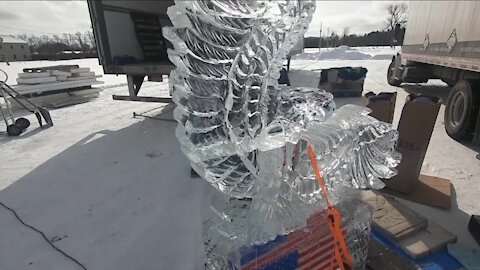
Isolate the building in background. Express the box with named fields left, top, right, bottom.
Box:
left=0, top=36, right=31, bottom=62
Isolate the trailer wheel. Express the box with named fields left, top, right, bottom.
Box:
left=7, top=124, right=23, bottom=136
left=444, top=80, right=479, bottom=140
left=15, top=118, right=30, bottom=130
left=387, top=59, right=402, bottom=87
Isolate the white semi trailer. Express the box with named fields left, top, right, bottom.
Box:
left=388, top=1, right=480, bottom=143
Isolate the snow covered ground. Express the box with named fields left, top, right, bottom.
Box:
left=294, top=46, right=399, bottom=61
left=1, top=47, right=479, bottom=269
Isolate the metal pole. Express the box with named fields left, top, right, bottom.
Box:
left=319, top=21, right=322, bottom=52
left=327, top=27, right=330, bottom=48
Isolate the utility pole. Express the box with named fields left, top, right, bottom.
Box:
left=319, top=21, right=322, bottom=52
left=326, top=27, right=330, bottom=48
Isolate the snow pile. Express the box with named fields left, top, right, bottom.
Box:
left=355, top=46, right=400, bottom=57
left=294, top=46, right=397, bottom=61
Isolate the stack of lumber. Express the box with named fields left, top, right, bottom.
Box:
left=9, top=65, right=103, bottom=109
left=14, top=65, right=103, bottom=95
left=361, top=191, right=468, bottom=269
left=362, top=191, right=457, bottom=259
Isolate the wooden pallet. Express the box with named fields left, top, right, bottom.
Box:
left=398, top=221, right=457, bottom=258
left=362, top=191, right=428, bottom=240
left=367, top=238, right=418, bottom=270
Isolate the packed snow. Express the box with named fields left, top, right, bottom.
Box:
left=1, top=47, right=479, bottom=269
left=293, top=46, right=398, bottom=61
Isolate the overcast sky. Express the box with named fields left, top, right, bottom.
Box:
left=0, top=1, right=405, bottom=37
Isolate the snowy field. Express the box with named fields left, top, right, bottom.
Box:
left=294, top=46, right=398, bottom=61
left=1, top=47, right=479, bottom=269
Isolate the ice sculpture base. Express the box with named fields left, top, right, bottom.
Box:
left=204, top=199, right=373, bottom=270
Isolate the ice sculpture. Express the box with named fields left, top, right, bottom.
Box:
left=164, top=0, right=400, bottom=268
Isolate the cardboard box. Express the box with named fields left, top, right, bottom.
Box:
left=385, top=95, right=441, bottom=194
left=383, top=174, right=452, bottom=209
left=365, top=94, right=452, bottom=207
left=364, top=92, right=397, bottom=124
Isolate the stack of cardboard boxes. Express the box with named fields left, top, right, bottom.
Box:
left=364, top=92, right=450, bottom=208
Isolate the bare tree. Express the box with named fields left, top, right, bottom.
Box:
left=62, top=33, right=78, bottom=49
left=52, top=34, right=62, bottom=44
left=330, top=31, right=340, bottom=47
left=75, top=31, right=90, bottom=52
left=384, top=3, right=408, bottom=31
left=26, top=35, right=41, bottom=49
left=85, top=30, right=96, bottom=50
left=39, top=35, right=51, bottom=45
left=15, top=34, right=28, bottom=42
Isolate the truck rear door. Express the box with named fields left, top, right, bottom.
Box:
left=87, top=0, right=174, bottom=77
